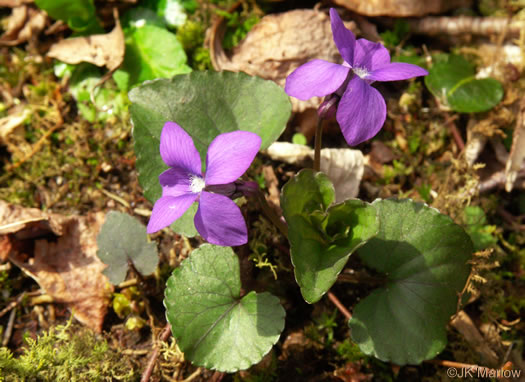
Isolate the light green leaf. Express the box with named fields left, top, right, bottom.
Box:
left=424, top=54, right=503, bottom=113
left=113, top=24, right=191, bottom=91
left=129, top=71, right=291, bottom=204
left=350, top=199, right=472, bottom=365
left=34, top=0, right=99, bottom=31
left=448, top=77, right=503, bottom=113
left=97, top=211, right=158, bottom=284
left=165, top=244, right=285, bottom=372
left=281, top=169, right=379, bottom=303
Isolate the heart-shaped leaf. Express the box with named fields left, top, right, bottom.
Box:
left=447, top=77, right=503, bottom=113
left=424, top=54, right=503, bottom=113
left=130, top=71, right=291, bottom=235
left=97, top=211, right=159, bottom=284
left=165, top=244, right=285, bottom=372
left=349, top=199, right=472, bottom=365
left=281, top=169, right=379, bottom=303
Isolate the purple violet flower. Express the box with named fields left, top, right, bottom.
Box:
left=147, top=121, right=261, bottom=246
left=285, top=8, right=428, bottom=146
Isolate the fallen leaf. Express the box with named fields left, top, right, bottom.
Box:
left=266, top=142, right=364, bottom=202
left=0, top=0, right=34, bottom=7
left=210, top=9, right=353, bottom=113
left=0, top=6, right=46, bottom=46
left=333, top=0, right=470, bottom=17
left=47, top=15, right=124, bottom=71
left=0, top=201, right=112, bottom=332
left=505, top=97, right=525, bottom=192
left=0, top=107, right=31, bottom=144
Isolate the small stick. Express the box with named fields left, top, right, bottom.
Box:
left=327, top=291, right=351, bottom=320
left=2, top=307, right=16, bottom=346
left=426, top=358, right=513, bottom=375
left=445, top=114, right=464, bottom=152
left=141, top=323, right=172, bottom=382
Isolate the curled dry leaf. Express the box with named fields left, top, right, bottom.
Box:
left=0, top=107, right=31, bottom=144
left=47, top=14, right=124, bottom=71
left=0, top=201, right=112, bottom=332
left=333, top=0, right=470, bottom=17
left=266, top=142, right=364, bottom=202
left=210, top=9, right=351, bottom=112
left=505, top=97, right=525, bottom=192
left=0, top=5, right=46, bottom=46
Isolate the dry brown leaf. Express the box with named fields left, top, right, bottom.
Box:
left=0, top=108, right=31, bottom=144
left=0, top=0, right=33, bottom=7
left=47, top=16, right=124, bottom=71
left=333, top=0, right=470, bottom=17
left=0, top=201, right=111, bottom=332
left=210, top=9, right=353, bottom=112
left=0, top=6, right=46, bottom=46
left=266, top=142, right=364, bottom=202
left=505, top=97, right=525, bottom=192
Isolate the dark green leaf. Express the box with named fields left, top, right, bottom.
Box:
left=165, top=244, right=285, bottom=372
left=350, top=199, right=472, bottom=365
left=129, top=71, right=291, bottom=204
left=281, top=169, right=379, bottom=303
left=97, top=211, right=159, bottom=284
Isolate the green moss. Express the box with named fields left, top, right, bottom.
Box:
left=0, top=321, right=137, bottom=381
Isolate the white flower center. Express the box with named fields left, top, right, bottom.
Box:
left=353, top=67, right=369, bottom=79
left=189, top=175, right=205, bottom=193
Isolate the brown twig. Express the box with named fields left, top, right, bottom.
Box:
left=6, top=106, right=64, bottom=171
left=426, top=359, right=514, bottom=375
left=140, top=323, right=172, bottom=382
left=445, top=114, right=464, bottom=152
left=327, top=291, right=351, bottom=320
left=408, top=16, right=525, bottom=37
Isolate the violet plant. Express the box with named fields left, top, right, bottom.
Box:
left=125, top=8, right=473, bottom=374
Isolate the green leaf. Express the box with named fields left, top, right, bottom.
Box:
left=281, top=169, right=379, bottom=303
left=424, top=54, right=503, bottom=113
left=113, top=24, right=191, bottom=91
left=463, top=206, right=498, bottom=251
left=68, top=63, right=128, bottom=122
left=97, top=211, right=159, bottom=284
left=169, top=203, right=198, bottom=237
left=350, top=199, right=472, bottom=365
left=129, top=71, right=291, bottom=204
left=34, top=0, right=98, bottom=32
left=165, top=244, right=285, bottom=372
left=448, top=77, right=504, bottom=113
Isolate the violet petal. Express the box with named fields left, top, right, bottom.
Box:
left=160, top=121, right=202, bottom=175
left=159, top=167, right=192, bottom=197
left=194, top=192, right=248, bottom=246
left=285, top=59, right=350, bottom=100
left=367, top=62, right=429, bottom=82
left=147, top=194, right=198, bottom=234
left=337, top=76, right=386, bottom=146
left=354, top=39, right=390, bottom=72
left=329, top=8, right=356, bottom=65
left=205, top=131, right=261, bottom=185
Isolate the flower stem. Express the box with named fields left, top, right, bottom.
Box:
left=314, top=116, right=323, bottom=172
left=255, top=190, right=288, bottom=238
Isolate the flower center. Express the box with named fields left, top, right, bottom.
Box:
left=353, top=67, right=369, bottom=79
left=189, top=175, right=205, bottom=193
